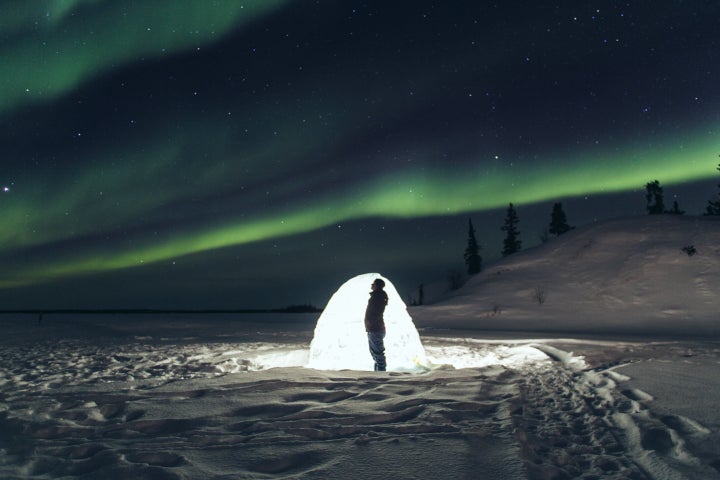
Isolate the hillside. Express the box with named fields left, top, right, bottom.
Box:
left=412, top=215, right=720, bottom=337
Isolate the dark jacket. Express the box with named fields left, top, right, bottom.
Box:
left=364, top=289, right=388, bottom=333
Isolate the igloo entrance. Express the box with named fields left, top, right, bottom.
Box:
left=307, top=273, right=428, bottom=372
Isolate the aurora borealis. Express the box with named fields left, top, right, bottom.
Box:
left=2, top=1, right=719, bottom=309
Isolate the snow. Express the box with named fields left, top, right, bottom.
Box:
left=412, top=215, right=720, bottom=336
left=1, top=215, right=719, bottom=479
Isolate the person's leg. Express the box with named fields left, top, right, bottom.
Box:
left=367, top=331, right=386, bottom=371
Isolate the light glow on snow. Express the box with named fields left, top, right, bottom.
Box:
left=424, top=344, right=550, bottom=370
left=307, top=273, right=429, bottom=372
left=147, top=340, right=554, bottom=373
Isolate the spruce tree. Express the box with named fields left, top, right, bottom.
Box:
left=705, top=161, right=720, bottom=215
left=464, top=219, right=482, bottom=275
left=670, top=200, right=685, bottom=215
left=549, top=202, right=571, bottom=236
left=645, top=180, right=665, bottom=214
left=501, top=203, right=522, bottom=256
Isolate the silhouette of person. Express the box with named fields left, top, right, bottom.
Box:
left=364, top=278, right=389, bottom=371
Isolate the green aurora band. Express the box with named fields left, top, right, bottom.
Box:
left=2, top=130, right=717, bottom=288
left=0, top=0, right=291, bottom=114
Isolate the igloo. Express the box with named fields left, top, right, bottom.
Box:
left=307, top=273, right=428, bottom=372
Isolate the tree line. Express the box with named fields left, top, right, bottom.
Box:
left=463, top=160, right=720, bottom=276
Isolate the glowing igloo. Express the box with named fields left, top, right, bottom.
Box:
left=307, top=273, right=428, bottom=372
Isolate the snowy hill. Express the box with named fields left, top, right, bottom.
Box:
left=412, top=215, right=720, bottom=337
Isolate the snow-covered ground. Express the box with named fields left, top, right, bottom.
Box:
left=412, top=215, right=720, bottom=336
left=1, top=215, right=719, bottom=479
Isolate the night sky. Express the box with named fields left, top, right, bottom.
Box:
left=2, top=1, right=719, bottom=310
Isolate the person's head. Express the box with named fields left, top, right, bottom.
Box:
left=371, top=278, right=385, bottom=291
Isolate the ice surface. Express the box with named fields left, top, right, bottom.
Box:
left=307, top=273, right=428, bottom=371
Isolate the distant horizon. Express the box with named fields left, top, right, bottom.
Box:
left=4, top=212, right=718, bottom=312
left=1, top=305, right=323, bottom=315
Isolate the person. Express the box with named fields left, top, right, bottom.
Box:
left=364, top=278, right=389, bottom=371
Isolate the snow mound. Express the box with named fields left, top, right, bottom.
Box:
left=414, top=215, right=720, bottom=336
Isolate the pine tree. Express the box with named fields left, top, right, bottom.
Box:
left=669, top=200, right=685, bottom=215
left=501, top=203, right=522, bottom=256
left=549, top=202, right=571, bottom=236
left=464, top=219, right=482, bottom=275
left=645, top=180, right=665, bottom=214
left=705, top=161, right=720, bottom=216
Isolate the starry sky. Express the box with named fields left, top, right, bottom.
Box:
left=1, top=0, right=719, bottom=310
